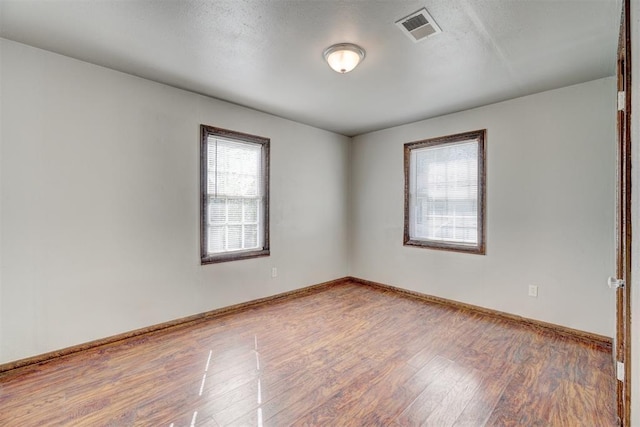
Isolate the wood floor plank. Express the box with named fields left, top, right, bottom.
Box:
left=357, top=355, right=455, bottom=425
left=0, top=281, right=616, bottom=426
left=296, top=362, right=420, bottom=425
left=422, top=366, right=483, bottom=426
left=451, top=370, right=513, bottom=427
left=395, top=359, right=468, bottom=425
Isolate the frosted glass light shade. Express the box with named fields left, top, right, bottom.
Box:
left=323, top=43, right=366, bottom=74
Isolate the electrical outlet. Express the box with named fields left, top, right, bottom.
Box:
left=271, top=267, right=278, bottom=278
left=528, top=285, right=538, bottom=297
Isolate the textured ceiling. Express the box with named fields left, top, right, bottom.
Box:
left=0, top=0, right=622, bottom=136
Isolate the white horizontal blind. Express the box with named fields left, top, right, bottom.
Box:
left=410, top=140, right=478, bottom=245
left=206, top=136, right=263, bottom=254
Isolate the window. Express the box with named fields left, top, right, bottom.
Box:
left=404, top=129, right=486, bottom=254
left=200, top=125, right=269, bottom=264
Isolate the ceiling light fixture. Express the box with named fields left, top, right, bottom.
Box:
left=323, top=43, right=366, bottom=74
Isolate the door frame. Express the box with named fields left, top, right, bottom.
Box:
left=616, top=0, right=632, bottom=424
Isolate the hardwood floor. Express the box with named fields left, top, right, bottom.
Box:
left=0, top=281, right=615, bottom=426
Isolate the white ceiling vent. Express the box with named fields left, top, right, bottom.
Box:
left=395, top=8, right=441, bottom=42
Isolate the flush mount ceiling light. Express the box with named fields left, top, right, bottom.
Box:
left=323, top=43, right=366, bottom=74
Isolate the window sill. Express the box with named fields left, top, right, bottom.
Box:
left=404, top=239, right=485, bottom=255
left=201, top=249, right=270, bottom=265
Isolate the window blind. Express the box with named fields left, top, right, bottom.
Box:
left=206, top=136, right=263, bottom=254
left=410, top=139, right=478, bottom=245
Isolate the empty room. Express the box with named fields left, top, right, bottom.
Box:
left=1, top=0, right=639, bottom=425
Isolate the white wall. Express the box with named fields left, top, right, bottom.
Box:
left=0, top=36, right=619, bottom=367
left=0, top=39, right=350, bottom=363
left=350, top=78, right=617, bottom=337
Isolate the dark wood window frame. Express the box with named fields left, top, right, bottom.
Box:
left=200, top=125, right=270, bottom=264
left=404, top=129, right=486, bottom=255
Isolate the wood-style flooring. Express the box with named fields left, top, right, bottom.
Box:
left=0, top=281, right=616, bottom=426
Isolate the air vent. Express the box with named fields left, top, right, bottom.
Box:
left=395, top=8, right=441, bottom=42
